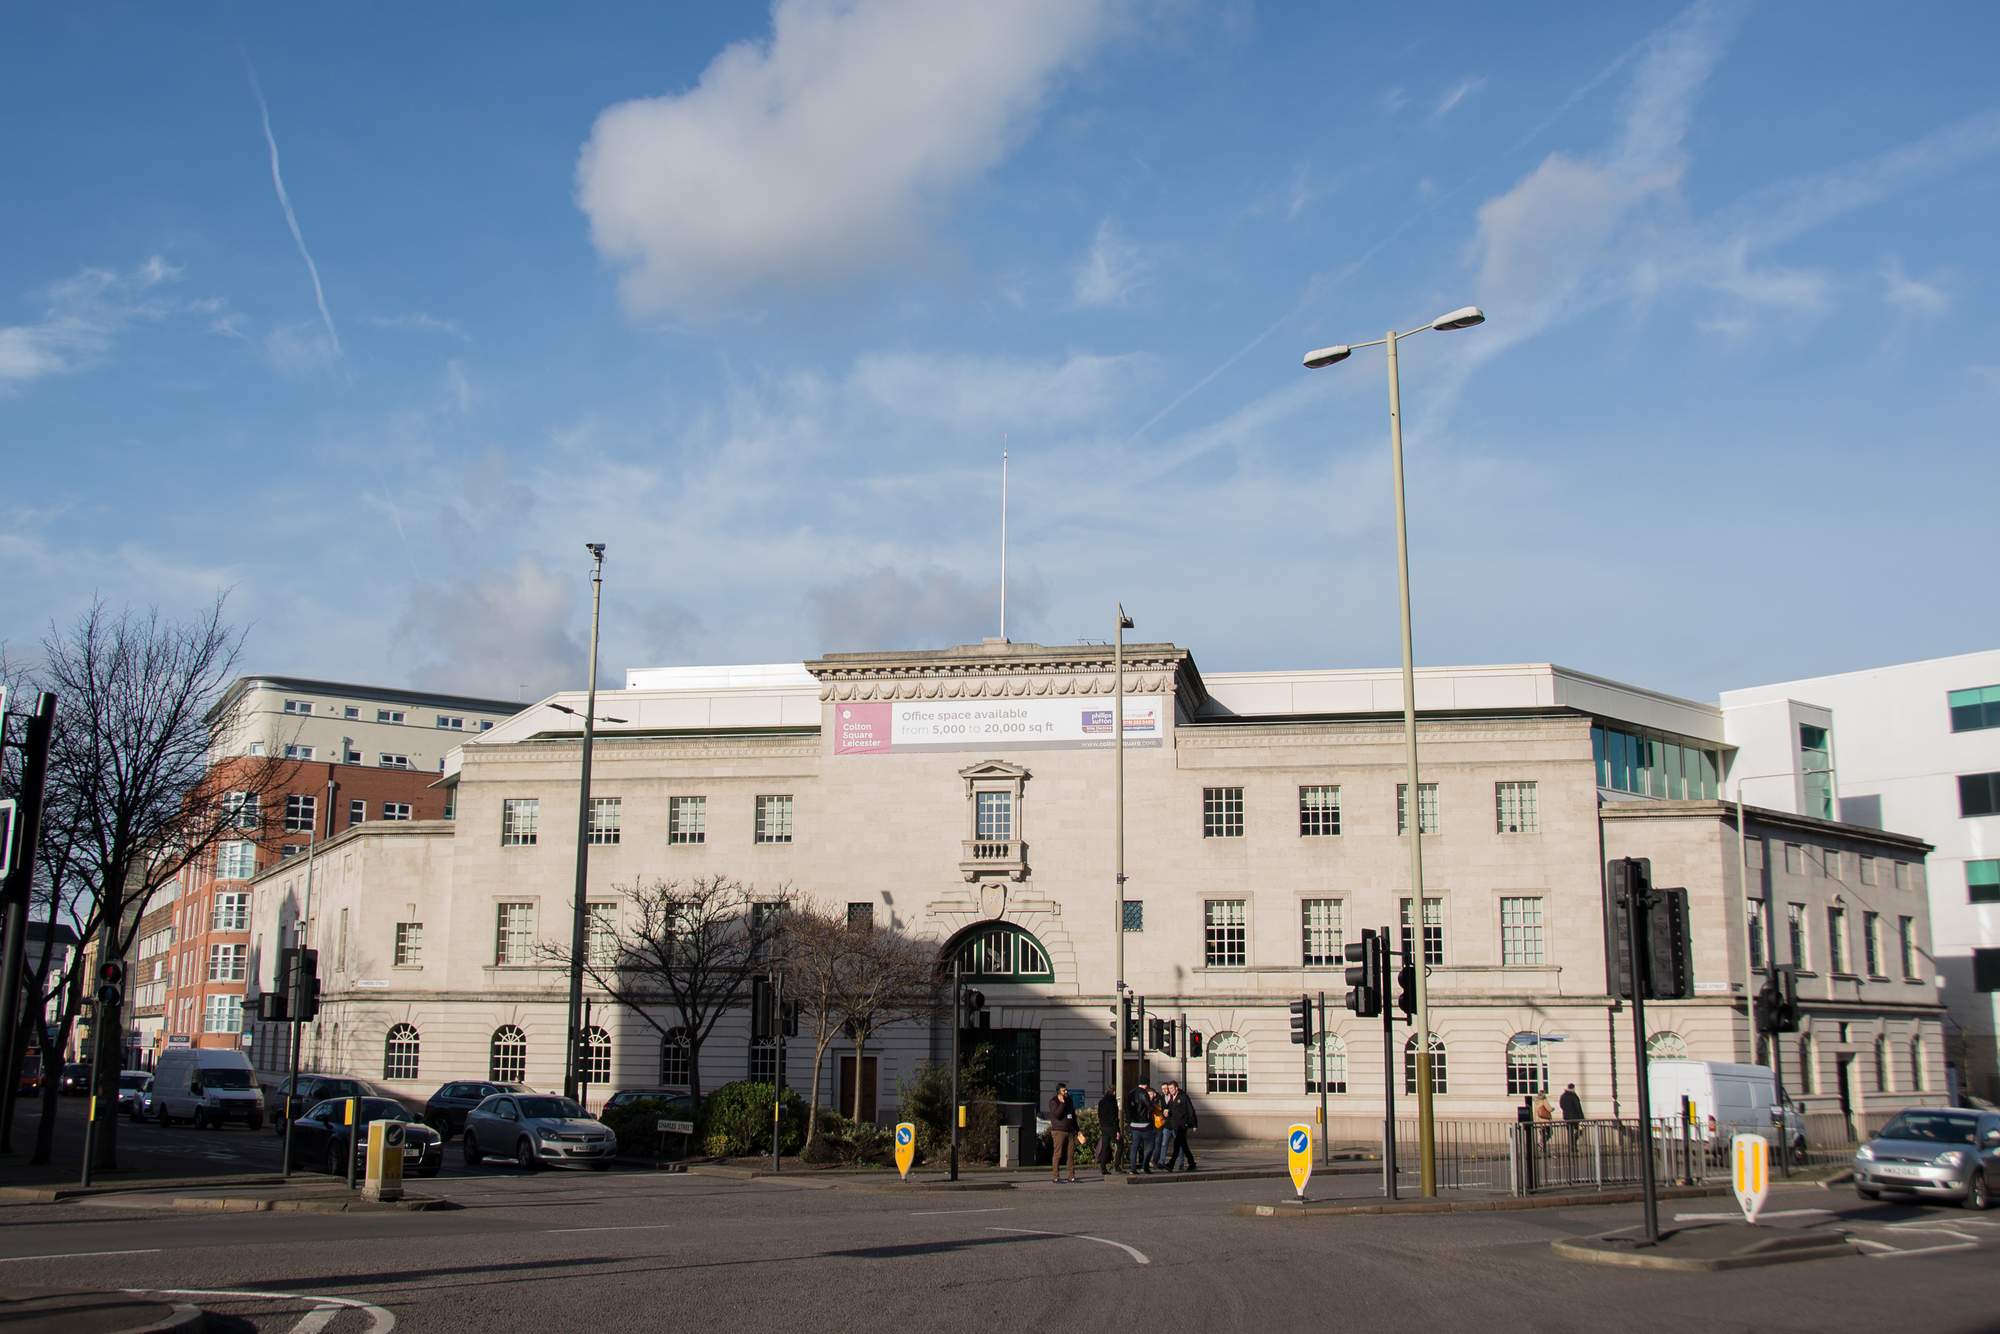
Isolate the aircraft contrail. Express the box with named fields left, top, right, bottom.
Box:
left=246, top=61, right=340, bottom=356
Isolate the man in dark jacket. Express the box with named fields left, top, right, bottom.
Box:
left=1046, top=1083, right=1080, bottom=1183
left=1162, top=1080, right=1198, bottom=1172
left=1125, top=1083, right=1159, bottom=1173
left=1559, top=1083, right=1585, bottom=1150
left=1095, top=1088, right=1122, bottom=1176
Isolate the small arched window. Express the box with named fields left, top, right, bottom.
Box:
left=1307, top=1033, right=1346, bottom=1094
left=581, top=1025, right=611, bottom=1085
left=1644, top=1032, right=1688, bottom=1061
left=1206, top=1032, right=1248, bottom=1094
left=1404, top=1033, right=1447, bottom=1095
left=660, top=1028, right=690, bottom=1088
left=490, top=1025, right=527, bottom=1083
left=1506, top=1033, right=1547, bottom=1096
left=383, top=1023, right=419, bottom=1081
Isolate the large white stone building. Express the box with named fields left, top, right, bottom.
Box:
left=244, top=641, right=1948, bottom=1140
left=1723, top=649, right=2000, bottom=1101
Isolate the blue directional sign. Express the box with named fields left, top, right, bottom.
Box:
left=1285, top=1122, right=1313, bottom=1197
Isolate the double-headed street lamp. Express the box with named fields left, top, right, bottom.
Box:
left=1302, top=305, right=1486, bottom=1199
left=564, top=543, right=608, bottom=1103
left=1113, top=603, right=1135, bottom=1152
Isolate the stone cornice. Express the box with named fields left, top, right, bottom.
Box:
left=464, top=740, right=821, bottom=765
left=1173, top=719, right=1590, bottom=749
left=806, top=641, right=1206, bottom=714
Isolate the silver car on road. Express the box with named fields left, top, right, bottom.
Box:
left=462, top=1092, right=618, bottom=1171
left=1854, top=1107, right=2000, bottom=1209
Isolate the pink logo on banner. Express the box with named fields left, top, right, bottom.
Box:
left=835, top=702, right=892, bottom=754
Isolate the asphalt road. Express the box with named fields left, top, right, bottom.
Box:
left=4, top=1121, right=1999, bottom=1334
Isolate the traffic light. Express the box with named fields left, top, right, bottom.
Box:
left=257, top=990, right=289, bottom=1023
left=1187, top=1030, right=1204, bottom=1059
left=1344, top=929, right=1382, bottom=1017
left=1117, top=994, right=1132, bottom=1048
left=1605, top=858, right=1694, bottom=1001
left=288, top=947, right=320, bottom=1022
left=1158, top=1019, right=1176, bottom=1057
left=95, top=961, right=124, bottom=1011
left=1395, top=958, right=1417, bottom=1021
left=1288, top=994, right=1313, bottom=1046
left=1130, top=995, right=1145, bottom=1053
left=962, top=987, right=987, bottom=1029
left=1759, top=967, right=1801, bottom=1033
left=1145, top=1016, right=1164, bottom=1051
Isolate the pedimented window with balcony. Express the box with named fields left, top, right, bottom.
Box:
left=959, top=760, right=1029, bottom=882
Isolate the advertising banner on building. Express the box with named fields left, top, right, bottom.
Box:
left=834, top=696, right=1166, bottom=755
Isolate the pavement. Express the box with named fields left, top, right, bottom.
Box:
left=7, top=1105, right=1999, bottom=1332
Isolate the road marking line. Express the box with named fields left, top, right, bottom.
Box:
left=1672, top=1208, right=1832, bottom=1221
left=1861, top=1240, right=1981, bottom=1260
left=0, top=1249, right=161, bottom=1263
left=126, top=1288, right=395, bottom=1334
left=544, top=1224, right=677, bottom=1234
left=291, top=1306, right=341, bottom=1334
left=988, top=1227, right=1149, bottom=1266
left=909, top=1207, right=1015, bottom=1217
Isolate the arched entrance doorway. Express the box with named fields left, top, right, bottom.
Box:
left=938, top=920, right=1054, bottom=1105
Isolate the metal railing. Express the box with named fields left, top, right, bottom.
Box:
left=1507, top=1118, right=1717, bottom=1195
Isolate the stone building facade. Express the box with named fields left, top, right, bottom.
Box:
left=244, top=641, right=1949, bottom=1140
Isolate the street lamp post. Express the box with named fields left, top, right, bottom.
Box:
left=1303, top=306, right=1485, bottom=1198
left=1114, top=603, right=1134, bottom=1165
left=564, top=543, right=606, bottom=1103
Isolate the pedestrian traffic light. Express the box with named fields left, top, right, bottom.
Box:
left=1145, top=1017, right=1164, bottom=1051
left=1130, top=995, right=1145, bottom=1053
left=962, top=986, right=987, bottom=1029
left=1187, top=1030, right=1203, bottom=1059
left=1159, top=1020, right=1177, bottom=1057
left=1395, top=959, right=1417, bottom=1021
left=95, top=961, right=124, bottom=1011
left=1117, top=994, right=1132, bottom=1047
left=1605, top=858, right=1694, bottom=1000
left=1344, top=929, right=1382, bottom=1018
left=1288, top=994, right=1313, bottom=1046
left=1765, top=967, right=1801, bottom=1033
left=751, top=976, right=775, bottom=1039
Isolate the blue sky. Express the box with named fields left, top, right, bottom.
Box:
left=4, top=1, right=1997, bottom=704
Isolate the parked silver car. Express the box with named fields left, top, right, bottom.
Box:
left=1854, top=1107, right=2000, bottom=1209
left=462, top=1093, right=617, bottom=1171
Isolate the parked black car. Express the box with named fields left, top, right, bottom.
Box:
left=265, top=1073, right=393, bottom=1135
left=60, top=1063, right=92, bottom=1096
left=286, top=1096, right=443, bottom=1178
left=423, top=1080, right=532, bottom=1137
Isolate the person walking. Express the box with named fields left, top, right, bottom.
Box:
left=1533, top=1092, right=1555, bottom=1149
left=1046, top=1082, right=1081, bottom=1183
left=1125, top=1082, right=1159, bottom=1174
left=1095, top=1087, right=1122, bottom=1176
left=1162, top=1080, right=1199, bottom=1172
left=1559, top=1082, right=1585, bottom=1151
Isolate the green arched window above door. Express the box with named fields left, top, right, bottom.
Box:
left=954, top=922, right=1054, bottom=983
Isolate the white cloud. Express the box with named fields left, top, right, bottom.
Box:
left=1430, top=77, right=1485, bottom=122
left=1882, top=256, right=1949, bottom=316
left=1071, top=218, right=1153, bottom=308
left=0, top=258, right=180, bottom=390
left=849, top=350, right=1140, bottom=430
left=371, top=312, right=469, bottom=340
left=576, top=0, right=1117, bottom=316
left=263, top=322, right=341, bottom=379
left=1379, top=86, right=1410, bottom=116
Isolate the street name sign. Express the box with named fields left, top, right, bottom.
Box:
left=1286, top=1123, right=1312, bottom=1198
left=895, top=1122, right=916, bottom=1179
left=656, top=1119, right=695, bottom=1135
left=1732, top=1133, right=1770, bottom=1223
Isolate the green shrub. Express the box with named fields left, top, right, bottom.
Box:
left=898, top=1054, right=1002, bottom=1162
left=699, top=1080, right=808, bottom=1156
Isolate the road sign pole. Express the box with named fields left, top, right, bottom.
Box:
left=1380, top=927, right=1398, bottom=1200
left=1316, top=991, right=1329, bottom=1168
left=344, top=1097, right=358, bottom=1190
left=1626, top=879, right=1660, bottom=1243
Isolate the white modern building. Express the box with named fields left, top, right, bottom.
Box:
left=1723, top=649, right=2000, bottom=1100
left=242, top=639, right=1948, bottom=1141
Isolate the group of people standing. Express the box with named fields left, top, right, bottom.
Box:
left=1042, top=1080, right=1199, bottom=1182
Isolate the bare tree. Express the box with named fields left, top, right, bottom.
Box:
left=782, top=907, right=937, bottom=1130
left=10, top=597, right=291, bottom=1167
left=540, top=874, right=791, bottom=1104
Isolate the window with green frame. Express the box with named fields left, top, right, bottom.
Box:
left=955, top=924, right=1054, bottom=982
left=1949, top=685, right=2000, bottom=733
left=1590, top=724, right=1721, bottom=799
left=1970, top=859, right=2000, bottom=905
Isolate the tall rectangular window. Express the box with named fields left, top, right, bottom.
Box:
left=207, top=943, right=246, bottom=982
left=587, top=903, right=618, bottom=967
left=1827, top=904, right=1849, bottom=973
left=1400, top=897, right=1444, bottom=966
left=284, top=793, right=317, bottom=833
left=501, top=798, right=540, bottom=846
left=223, top=792, right=260, bottom=830
left=1499, top=897, right=1545, bottom=965
left=382, top=802, right=411, bottom=821
left=1799, top=723, right=1834, bottom=820
left=1396, top=783, right=1439, bottom=835
left=1202, top=787, right=1244, bottom=838
left=668, top=796, right=707, bottom=845
left=1899, top=916, right=1918, bottom=977
left=1495, top=782, right=1539, bottom=834
left=215, top=841, right=257, bottom=880
left=1121, top=900, right=1144, bottom=932
left=349, top=798, right=366, bottom=825
left=1961, top=773, right=2000, bottom=818
left=1788, top=903, right=1809, bottom=970
left=1971, top=860, right=2000, bottom=904
left=1298, top=786, right=1341, bottom=837
left=755, top=794, right=794, bottom=844
left=1783, top=843, right=1802, bottom=875
left=1949, top=685, right=2000, bottom=733
left=588, top=797, right=622, bottom=845
left=394, top=922, right=423, bottom=966
left=1860, top=855, right=1877, bottom=886
left=975, top=790, right=1012, bottom=841
left=1863, top=911, right=1883, bottom=976
left=1300, top=899, right=1342, bottom=966
left=495, top=902, right=535, bottom=965
left=1976, top=949, right=2000, bottom=993
left=1748, top=899, right=1768, bottom=969
left=203, top=994, right=244, bottom=1034
left=212, top=892, right=249, bottom=932
left=1204, top=899, right=1247, bottom=967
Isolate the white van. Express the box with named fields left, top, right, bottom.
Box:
left=1648, top=1059, right=1806, bottom=1155
left=151, top=1047, right=264, bottom=1129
